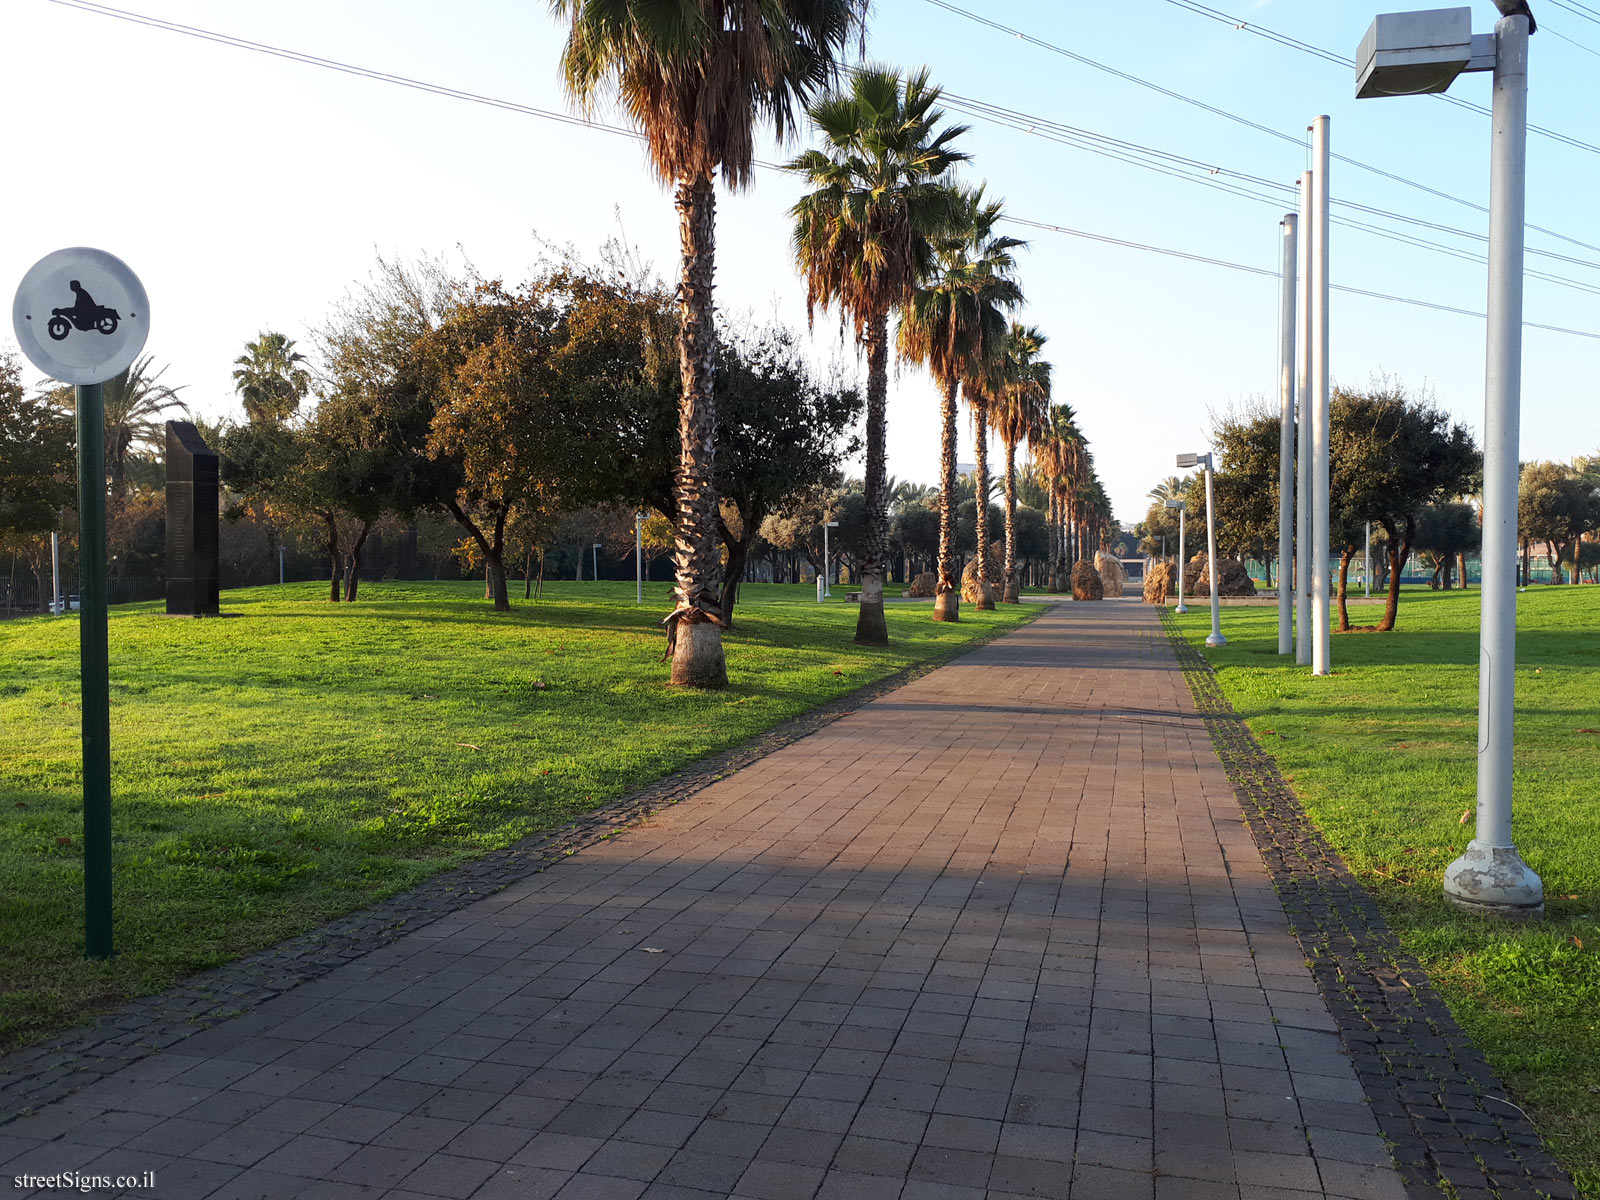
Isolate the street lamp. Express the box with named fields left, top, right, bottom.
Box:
left=593, top=542, right=602, bottom=582
left=1177, top=453, right=1224, bottom=646
left=1164, top=499, right=1188, bottom=614
left=1357, top=6, right=1541, bottom=916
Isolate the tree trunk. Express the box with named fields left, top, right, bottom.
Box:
left=970, top=393, right=995, bottom=610
left=524, top=544, right=535, bottom=599
left=934, top=375, right=960, bottom=622
left=855, top=307, right=891, bottom=645
left=666, top=170, right=727, bottom=685
left=323, top=513, right=341, bottom=603
left=1459, top=550, right=1469, bottom=589
left=343, top=520, right=373, bottom=603
left=1336, top=544, right=1355, bottom=631
left=1002, top=438, right=1020, bottom=603
left=1378, top=520, right=1405, bottom=632
left=717, top=508, right=755, bottom=630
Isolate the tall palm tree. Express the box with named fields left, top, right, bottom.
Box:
left=992, top=323, right=1050, bottom=603
left=233, top=331, right=312, bottom=425
left=898, top=185, right=1024, bottom=621
left=787, top=65, right=967, bottom=645
left=552, top=0, right=867, bottom=686
left=1037, top=402, right=1083, bottom=587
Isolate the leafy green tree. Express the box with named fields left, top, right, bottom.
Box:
left=898, top=185, right=1025, bottom=620
left=1519, top=461, right=1599, bottom=586
left=788, top=65, right=966, bottom=643
left=0, top=353, right=75, bottom=540
left=1414, top=502, right=1480, bottom=590
left=233, top=332, right=312, bottom=425
left=552, top=0, right=869, bottom=687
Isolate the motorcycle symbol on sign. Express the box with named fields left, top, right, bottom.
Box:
left=46, top=281, right=120, bottom=341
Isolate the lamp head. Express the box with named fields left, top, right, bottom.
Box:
left=1175, top=453, right=1200, bottom=469
left=1356, top=7, right=1474, bottom=98
left=1165, top=499, right=1186, bottom=511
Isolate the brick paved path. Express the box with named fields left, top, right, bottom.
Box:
left=2, top=602, right=1409, bottom=1199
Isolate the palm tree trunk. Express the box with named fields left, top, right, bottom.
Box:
left=934, top=375, right=960, bottom=622
left=1002, top=439, right=1020, bottom=603
left=667, top=170, right=727, bottom=685
left=971, top=396, right=995, bottom=610
left=855, top=308, right=891, bottom=645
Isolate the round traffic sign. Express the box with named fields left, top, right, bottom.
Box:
left=11, top=248, right=150, bottom=385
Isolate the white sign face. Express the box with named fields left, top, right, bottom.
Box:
left=12, top=248, right=150, bottom=385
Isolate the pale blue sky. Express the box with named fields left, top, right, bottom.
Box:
left=2, top=0, right=1595, bottom=524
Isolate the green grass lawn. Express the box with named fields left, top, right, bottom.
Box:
left=1169, top=587, right=1600, bottom=1194
left=0, top=580, right=1037, bottom=1054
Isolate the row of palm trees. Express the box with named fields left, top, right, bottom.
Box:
left=550, top=0, right=1104, bottom=687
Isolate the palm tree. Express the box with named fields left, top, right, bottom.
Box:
left=1147, top=475, right=1187, bottom=505
left=552, top=0, right=867, bottom=687
left=992, top=323, right=1050, bottom=603
left=788, top=65, right=967, bottom=645
left=898, top=185, right=1025, bottom=621
left=233, top=331, right=312, bottom=425
left=1037, top=402, right=1083, bottom=588
left=52, top=356, right=188, bottom=507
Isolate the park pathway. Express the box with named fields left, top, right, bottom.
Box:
left=2, top=602, right=1409, bottom=1200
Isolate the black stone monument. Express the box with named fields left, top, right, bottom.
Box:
left=165, top=421, right=220, bottom=616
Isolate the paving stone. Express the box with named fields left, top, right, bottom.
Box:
left=0, top=605, right=1545, bottom=1200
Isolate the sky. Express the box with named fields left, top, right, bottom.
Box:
left=2, top=0, right=1597, bottom=527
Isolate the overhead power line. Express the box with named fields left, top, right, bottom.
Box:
left=923, top=0, right=1600, bottom=254
left=1002, top=216, right=1600, bottom=341
left=43, top=0, right=1598, bottom=341
left=1149, top=0, right=1600, bottom=156
left=927, top=85, right=1600, bottom=294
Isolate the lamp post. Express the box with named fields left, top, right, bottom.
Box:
left=51, top=528, right=61, bottom=616
left=635, top=513, right=644, bottom=604
left=1165, top=499, right=1188, bottom=614
left=592, top=542, right=602, bottom=582
left=1278, top=212, right=1299, bottom=657
left=1357, top=5, right=1541, bottom=917
left=1176, top=453, right=1223, bottom=645
left=823, top=520, right=838, bottom=599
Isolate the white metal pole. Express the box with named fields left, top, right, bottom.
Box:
left=1444, top=15, right=1542, bottom=916
left=1295, top=171, right=1313, bottom=665
left=278, top=543, right=285, bottom=586
left=636, top=513, right=643, bottom=604
left=51, top=531, right=61, bottom=615
left=1175, top=508, right=1188, bottom=613
left=823, top=525, right=831, bottom=597
left=1278, top=214, right=1298, bottom=655
left=1364, top=522, right=1371, bottom=599
left=592, top=543, right=599, bottom=581
left=1204, top=459, right=1224, bottom=647
left=1310, top=117, right=1332, bottom=677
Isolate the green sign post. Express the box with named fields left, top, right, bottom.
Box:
left=12, top=248, right=150, bottom=959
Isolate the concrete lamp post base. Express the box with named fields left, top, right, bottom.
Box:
left=1443, top=841, right=1544, bottom=918
left=1174, top=603, right=1188, bottom=614
left=1205, top=633, right=1227, bottom=647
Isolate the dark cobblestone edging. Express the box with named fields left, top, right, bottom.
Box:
left=0, top=607, right=1047, bottom=1123
left=1161, top=611, right=1575, bottom=1200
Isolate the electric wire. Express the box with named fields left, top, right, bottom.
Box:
left=930, top=85, right=1600, bottom=283
left=1003, top=216, right=1600, bottom=340
left=924, top=0, right=1600, bottom=254
left=41, top=0, right=1599, bottom=339
left=1149, top=0, right=1600, bottom=157
left=1549, top=0, right=1600, bottom=27
left=1546, top=27, right=1600, bottom=58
